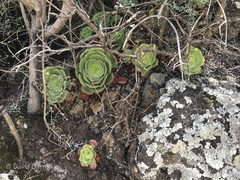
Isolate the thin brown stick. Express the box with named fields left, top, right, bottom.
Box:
left=1, top=109, right=23, bottom=160
left=41, top=20, right=50, bottom=131
left=19, top=2, right=31, bottom=39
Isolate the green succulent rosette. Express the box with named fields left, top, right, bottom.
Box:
left=79, top=144, right=96, bottom=168
left=110, top=29, right=125, bottom=51
left=79, top=140, right=98, bottom=169
left=182, top=46, right=205, bottom=75
left=80, top=26, right=94, bottom=40
left=93, top=11, right=110, bottom=28
left=133, top=44, right=158, bottom=77
left=44, top=66, right=71, bottom=104
left=76, top=48, right=117, bottom=94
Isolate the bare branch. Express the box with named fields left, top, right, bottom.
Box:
left=45, top=0, right=75, bottom=39
left=1, top=109, right=23, bottom=160
left=19, top=2, right=31, bottom=39
left=18, top=0, right=41, bottom=12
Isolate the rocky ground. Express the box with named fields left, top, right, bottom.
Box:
left=0, top=1, right=240, bottom=180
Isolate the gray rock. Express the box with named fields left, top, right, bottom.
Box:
left=141, top=73, right=165, bottom=108
left=130, top=78, right=240, bottom=180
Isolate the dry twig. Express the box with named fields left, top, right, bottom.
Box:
left=0, top=109, right=23, bottom=160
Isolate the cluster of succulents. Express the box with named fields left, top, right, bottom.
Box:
left=44, top=66, right=71, bottom=104
left=75, top=48, right=117, bottom=95
left=182, top=46, right=205, bottom=75
left=78, top=140, right=98, bottom=169
left=80, top=13, right=121, bottom=40
left=45, top=46, right=204, bottom=101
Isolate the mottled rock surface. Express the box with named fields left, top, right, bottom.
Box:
left=141, top=73, right=165, bottom=108
left=130, top=78, right=240, bottom=180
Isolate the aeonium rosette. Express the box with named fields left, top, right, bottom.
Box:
left=110, top=29, right=126, bottom=51
left=182, top=46, right=205, bottom=75
left=78, top=140, right=98, bottom=169
left=75, top=48, right=117, bottom=94
left=133, top=44, right=158, bottom=77
left=44, top=66, right=71, bottom=104
left=93, top=11, right=110, bottom=28
left=80, top=26, right=94, bottom=40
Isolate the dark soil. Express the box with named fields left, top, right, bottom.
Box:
left=0, top=1, right=240, bottom=180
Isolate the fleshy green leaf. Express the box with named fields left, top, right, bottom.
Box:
left=111, top=14, right=121, bottom=25
left=123, top=49, right=133, bottom=63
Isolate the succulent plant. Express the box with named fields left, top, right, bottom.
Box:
left=182, top=46, right=205, bottom=75
left=80, top=26, right=94, bottom=40
left=123, top=49, right=134, bottom=63
left=78, top=140, right=98, bottom=169
left=93, top=11, right=110, bottom=28
left=195, top=0, right=210, bottom=9
left=111, top=14, right=121, bottom=25
left=133, top=44, right=158, bottom=77
left=110, top=29, right=125, bottom=51
left=75, top=48, right=117, bottom=94
left=44, top=66, right=71, bottom=104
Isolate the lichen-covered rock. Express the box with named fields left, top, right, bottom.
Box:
left=130, top=78, right=240, bottom=180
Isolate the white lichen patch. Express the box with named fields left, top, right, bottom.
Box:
left=170, top=100, right=185, bottom=109
left=234, top=155, right=240, bottom=171
left=180, top=114, right=186, bottom=119
left=135, top=78, right=240, bottom=180
left=146, top=142, right=158, bottom=157
left=184, top=96, right=192, bottom=104
left=171, top=140, right=187, bottom=154
left=138, top=162, right=150, bottom=174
